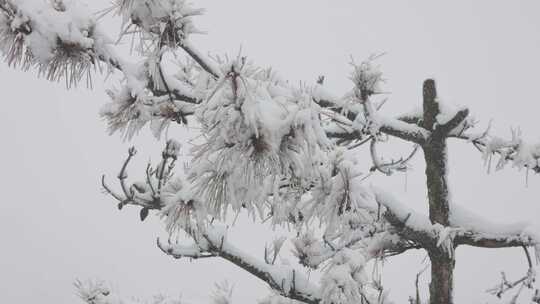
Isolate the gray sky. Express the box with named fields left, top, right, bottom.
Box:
left=1, top=1, right=540, bottom=303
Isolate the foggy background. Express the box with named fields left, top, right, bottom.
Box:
left=1, top=0, right=540, bottom=303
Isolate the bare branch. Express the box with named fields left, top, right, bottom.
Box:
left=369, top=139, right=419, bottom=175
left=486, top=247, right=536, bottom=300
left=102, top=147, right=167, bottom=212
left=101, top=175, right=125, bottom=202
left=117, top=147, right=137, bottom=202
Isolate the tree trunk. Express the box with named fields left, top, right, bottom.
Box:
left=429, top=252, right=455, bottom=304
left=423, top=139, right=450, bottom=226
left=422, top=79, right=455, bottom=304
left=424, top=139, right=455, bottom=304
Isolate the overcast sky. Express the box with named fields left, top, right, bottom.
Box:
left=1, top=1, right=540, bottom=303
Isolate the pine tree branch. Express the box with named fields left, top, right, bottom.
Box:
left=159, top=232, right=321, bottom=304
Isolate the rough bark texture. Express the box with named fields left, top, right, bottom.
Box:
left=422, top=79, right=455, bottom=304
left=429, top=251, right=455, bottom=304
left=423, top=138, right=451, bottom=226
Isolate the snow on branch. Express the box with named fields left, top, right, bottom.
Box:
left=0, top=0, right=212, bottom=139
left=316, top=94, right=430, bottom=144
left=312, top=63, right=430, bottom=145
left=187, top=56, right=336, bottom=220
left=419, top=79, right=475, bottom=138
left=158, top=226, right=322, bottom=304
left=374, top=186, right=540, bottom=262
left=426, top=83, right=540, bottom=175
left=372, top=187, right=540, bottom=261
left=103, top=140, right=417, bottom=304
left=450, top=203, right=540, bottom=256
left=6, top=1, right=540, bottom=303
left=372, top=188, right=440, bottom=249
left=0, top=0, right=109, bottom=87
left=350, top=58, right=431, bottom=145
left=454, top=125, right=540, bottom=175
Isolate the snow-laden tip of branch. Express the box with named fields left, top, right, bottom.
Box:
left=75, top=278, right=189, bottom=304
left=114, top=0, right=204, bottom=47
left=483, top=132, right=540, bottom=174
left=75, top=279, right=114, bottom=304
left=101, top=56, right=207, bottom=139
left=112, top=0, right=221, bottom=78
left=454, top=122, right=540, bottom=175
left=349, top=56, right=385, bottom=102
left=0, top=0, right=105, bottom=87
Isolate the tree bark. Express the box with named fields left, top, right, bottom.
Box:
left=423, top=138, right=450, bottom=226
left=429, top=251, right=455, bottom=304
left=424, top=138, right=455, bottom=304
left=422, top=79, right=455, bottom=304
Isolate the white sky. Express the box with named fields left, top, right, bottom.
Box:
left=1, top=1, right=540, bottom=303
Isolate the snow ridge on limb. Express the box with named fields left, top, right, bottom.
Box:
left=374, top=186, right=540, bottom=261
left=158, top=226, right=322, bottom=304
left=373, top=187, right=459, bottom=258
left=450, top=203, right=540, bottom=254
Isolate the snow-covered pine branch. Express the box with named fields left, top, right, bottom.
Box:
left=2, top=1, right=540, bottom=304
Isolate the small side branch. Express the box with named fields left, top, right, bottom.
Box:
left=369, top=139, right=419, bottom=175
left=180, top=40, right=221, bottom=79
left=101, top=146, right=172, bottom=215
left=486, top=247, right=536, bottom=301
left=437, top=108, right=470, bottom=135
left=452, top=128, right=540, bottom=174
